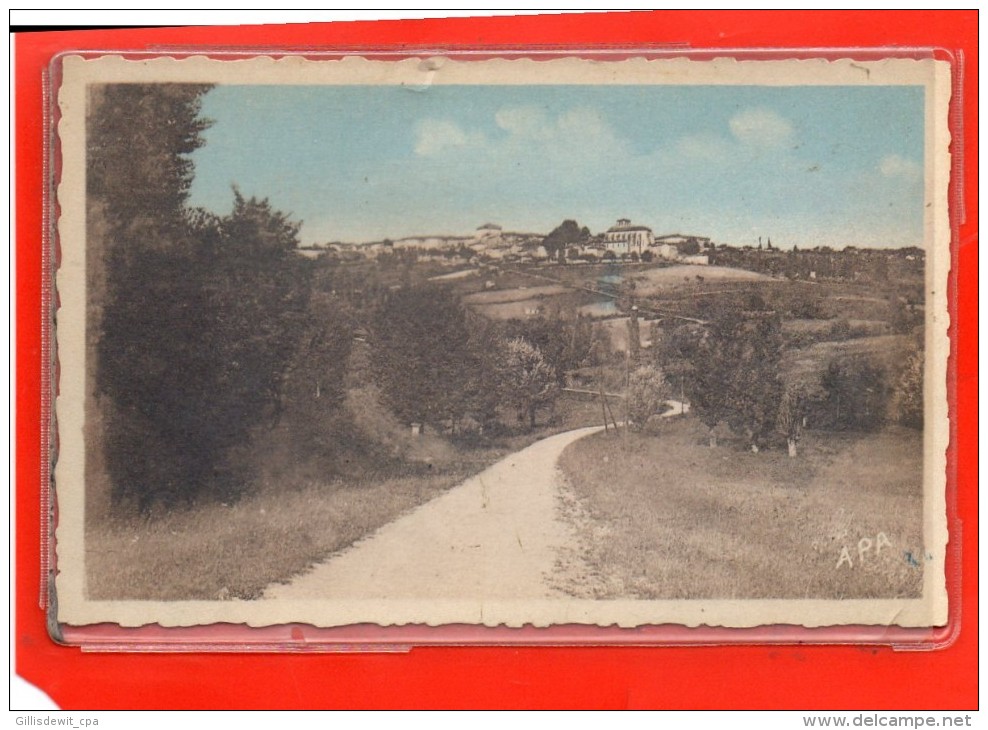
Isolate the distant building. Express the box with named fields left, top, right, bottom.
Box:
left=653, top=233, right=711, bottom=248
left=650, top=233, right=712, bottom=261
left=605, top=218, right=654, bottom=255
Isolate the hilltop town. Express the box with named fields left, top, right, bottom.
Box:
left=298, top=216, right=925, bottom=287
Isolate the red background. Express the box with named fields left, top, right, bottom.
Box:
left=15, top=11, right=978, bottom=709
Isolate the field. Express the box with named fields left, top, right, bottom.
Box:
left=629, top=264, right=773, bottom=295
left=463, top=284, right=569, bottom=304
left=557, top=416, right=924, bottom=600
left=463, top=284, right=576, bottom=320
left=783, top=334, right=916, bottom=387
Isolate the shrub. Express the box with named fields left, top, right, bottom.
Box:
left=820, top=357, right=890, bottom=432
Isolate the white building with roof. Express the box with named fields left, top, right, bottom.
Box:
left=604, top=218, right=654, bottom=255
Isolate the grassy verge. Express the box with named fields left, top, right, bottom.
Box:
left=557, top=416, right=924, bottom=600
left=85, top=466, right=484, bottom=601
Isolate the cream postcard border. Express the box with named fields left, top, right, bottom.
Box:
left=54, top=54, right=951, bottom=628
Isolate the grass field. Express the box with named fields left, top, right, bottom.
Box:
left=557, top=416, right=924, bottom=600
left=783, top=334, right=915, bottom=386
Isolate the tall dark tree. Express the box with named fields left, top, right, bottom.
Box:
left=87, top=84, right=213, bottom=250
left=889, top=351, right=923, bottom=430
left=542, top=219, right=588, bottom=261
left=89, top=84, right=214, bottom=511
left=369, top=285, right=476, bottom=429
left=686, top=308, right=784, bottom=451
left=90, top=84, right=333, bottom=511
left=279, top=279, right=354, bottom=458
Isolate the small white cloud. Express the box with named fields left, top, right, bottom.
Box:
left=414, top=118, right=485, bottom=156
left=729, top=107, right=794, bottom=148
left=879, top=154, right=921, bottom=181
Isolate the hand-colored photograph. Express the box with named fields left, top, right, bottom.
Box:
left=53, top=55, right=950, bottom=629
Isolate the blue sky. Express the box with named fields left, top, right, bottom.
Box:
left=188, top=84, right=925, bottom=248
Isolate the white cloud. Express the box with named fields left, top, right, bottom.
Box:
left=879, top=153, right=922, bottom=181
left=728, top=107, right=794, bottom=148
left=494, top=104, right=627, bottom=160
left=415, top=105, right=629, bottom=172
left=414, top=118, right=485, bottom=156
left=494, top=106, right=552, bottom=139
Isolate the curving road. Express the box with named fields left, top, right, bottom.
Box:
left=263, top=426, right=604, bottom=601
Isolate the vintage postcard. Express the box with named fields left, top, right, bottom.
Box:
left=53, top=54, right=951, bottom=630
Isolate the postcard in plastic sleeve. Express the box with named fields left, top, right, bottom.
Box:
left=49, top=51, right=954, bottom=646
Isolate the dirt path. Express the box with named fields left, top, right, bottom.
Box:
left=263, top=426, right=604, bottom=601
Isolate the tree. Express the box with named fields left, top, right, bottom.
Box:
left=888, top=294, right=916, bottom=334
left=87, top=84, right=213, bottom=249
left=626, top=308, right=641, bottom=362
left=499, top=338, right=559, bottom=430
left=91, top=85, right=328, bottom=512
left=370, top=285, right=476, bottom=429
left=627, top=365, right=666, bottom=431
left=686, top=308, right=784, bottom=451
left=680, top=239, right=701, bottom=256
left=99, top=190, right=312, bottom=509
left=542, top=219, right=588, bottom=262
left=726, top=315, right=785, bottom=451
left=278, top=276, right=354, bottom=459
left=89, top=84, right=214, bottom=511
left=501, top=312, right=592, bottom=385
left=462, top=318, right=507, bottom=431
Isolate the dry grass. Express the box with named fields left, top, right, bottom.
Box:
left=85, top=468, right=477, bottom=601
left=631, top=265, right=772, bottom=295
left=557, top=417, right=924, bottom=600
left=463, top=285, right=568, bottom=304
